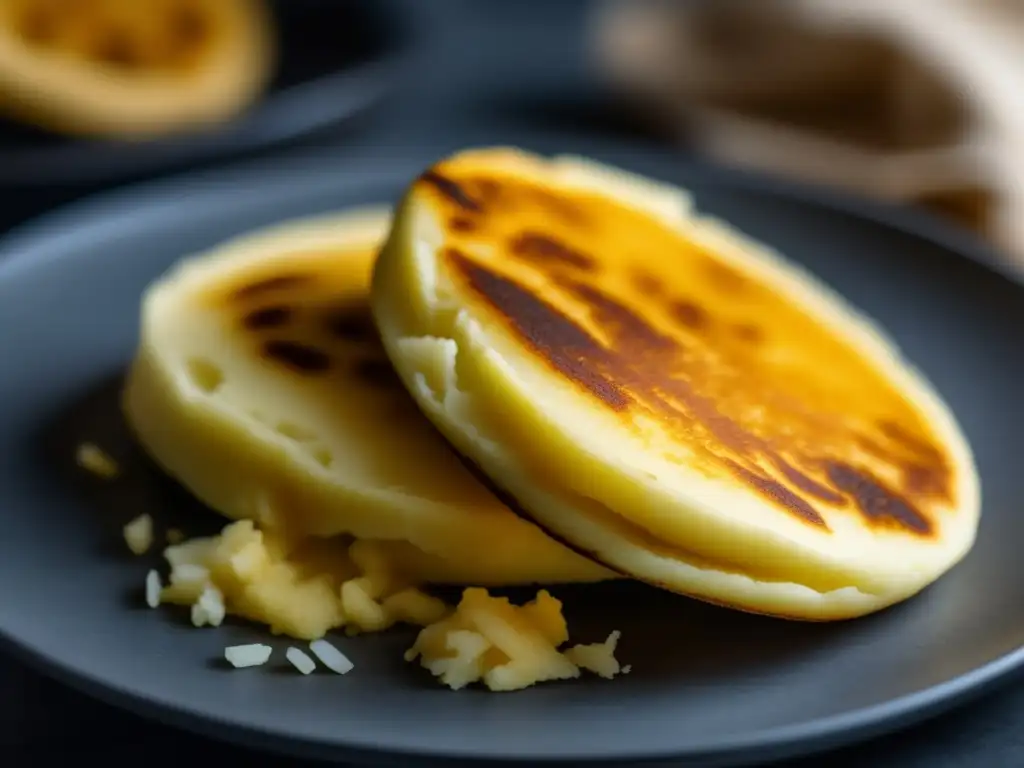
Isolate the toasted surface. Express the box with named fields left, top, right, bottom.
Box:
left=371, top=148, right=981, bottom=620
left=122, top=208, right=611, bottom=587
left=0, top=0, right=273, bottom=137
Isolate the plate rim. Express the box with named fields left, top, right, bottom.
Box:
left=0, top=139, right=1020, bottom=766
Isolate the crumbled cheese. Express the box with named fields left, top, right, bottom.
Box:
left=75, top=442, right=119, bottom=479
left=406, top=588, right=580, bottom=692
left=309, top=639, right=354, bottom=675
left=123, top=514, right=154, bottom=555
left=422, top=629, right=491, bottom=691
left=341, top=578, right=392, bottom=634
left=161, top=563, right=211, bottom=604
left=565, top=630, right=625, bottom=679
left=224, top=644, right=273, bottom=668
left=286, top=647, right=316, bottom=675
left=190, top=585, right=226, bottom=627
left=144, top=569, right=162, bottom=608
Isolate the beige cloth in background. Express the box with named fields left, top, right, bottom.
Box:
left=590, top=0, right=1024, bottom=268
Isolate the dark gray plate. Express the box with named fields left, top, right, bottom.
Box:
left=0, top=139, right=1021, bottom=768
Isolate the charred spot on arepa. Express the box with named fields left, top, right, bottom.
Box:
left=17, top=6, right=57, bottom=44
left=509, top=232, right=595, bottom=272
left=242, top=305, right=292, bottom=330
left=903, top=463, right=949, bottom=498
left=564, top=279, right=675, bottom=354
left=824, top=462, right=933, bottom=536
left=670, top=299, right=710, bottom=331
left=418, top=170, right=481, bottom=212
left=261, top=340, right=331, bottom=374
left=324, top=305, right=376, bottom=342
left=352, top=357, right=401, bottom=389
left=631, top=270, right=663, bottom=296
left=447, top=248, right=632, bottom=411
left=721, top=459, right=826, bottom=528
left=449, top=216, right=477, bottom=233
left=170, top=4, right=208, bottom=49
left=862, top=420, right=951, bottom=502
left=94, top=29, right=139, bottom=68
left=770, top=454, right=846, bottom=505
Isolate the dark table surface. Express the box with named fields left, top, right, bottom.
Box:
left=2, top=1, right=1023, bottom=765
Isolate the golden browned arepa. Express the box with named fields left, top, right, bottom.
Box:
left=123, top=207, right=610, bottom=588
left=0, top=0, right=273, bottom=138
left=371, top=148, right=981, bottom=620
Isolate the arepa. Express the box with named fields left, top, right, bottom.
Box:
left=123, top=207, right=610, bottom=587
left=0, top=0, right=273, bottom=138
left=371, top=147, right=981, bottom=620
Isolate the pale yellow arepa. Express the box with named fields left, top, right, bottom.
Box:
left=123, top=207, right=610, bottom=587
left=0, top=0, right=273, bottom=138
left=371, top=148, right=981, bottom=620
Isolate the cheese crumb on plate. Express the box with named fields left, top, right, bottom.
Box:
left=75, top=442, right=119, bottom=479
left=123, top=513, right=154, bottom=555
left=309, top=639, right=354, bottom=675
left=286, top=647, right=316, bottom=675
left=144, top=569, right=162, bottom=609
left=134, top=519, right=629, bottom=691
left=406, top=587, right=626, bottom=692
left=225, top=644, right=273, bottom=668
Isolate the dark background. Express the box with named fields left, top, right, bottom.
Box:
left=1, top=1, right=1022, bottom=765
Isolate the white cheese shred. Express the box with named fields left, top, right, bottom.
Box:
left=224, top=644, right=273, bottom=669
left=309, top=639, right=354, bottom=675
left=286, top=647, right=316, bottom=675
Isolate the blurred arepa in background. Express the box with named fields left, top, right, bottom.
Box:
left=0, top=0, right=274, bottom=139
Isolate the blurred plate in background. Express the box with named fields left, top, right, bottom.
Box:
left=0, top=0, right=419, bottom=189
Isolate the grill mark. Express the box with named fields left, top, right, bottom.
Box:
left=566, top=281, right=676, bottom=354
left=450, top=249, right=630, bottom=411
left=262, top=340, right=331, bottom=374
left=353, top=358, right=400, bottom=387
left=772, top=455, right=847, bottom=505
left=632, top=270, right=663, bottom=296
left=243, top=305, right=292, bottom=330
left=420, top=171, right=481, bottom=212
left=171, top=6, right=207, bottom=47
left=325, top=307, right=376, bottom=341
left=671, top=300, right=709, bottom=330
left=825, top=462, right=932, bottom=534
left=722, top=460, right=826, bottom=527
left=510, top=232, right=595, bottom=271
